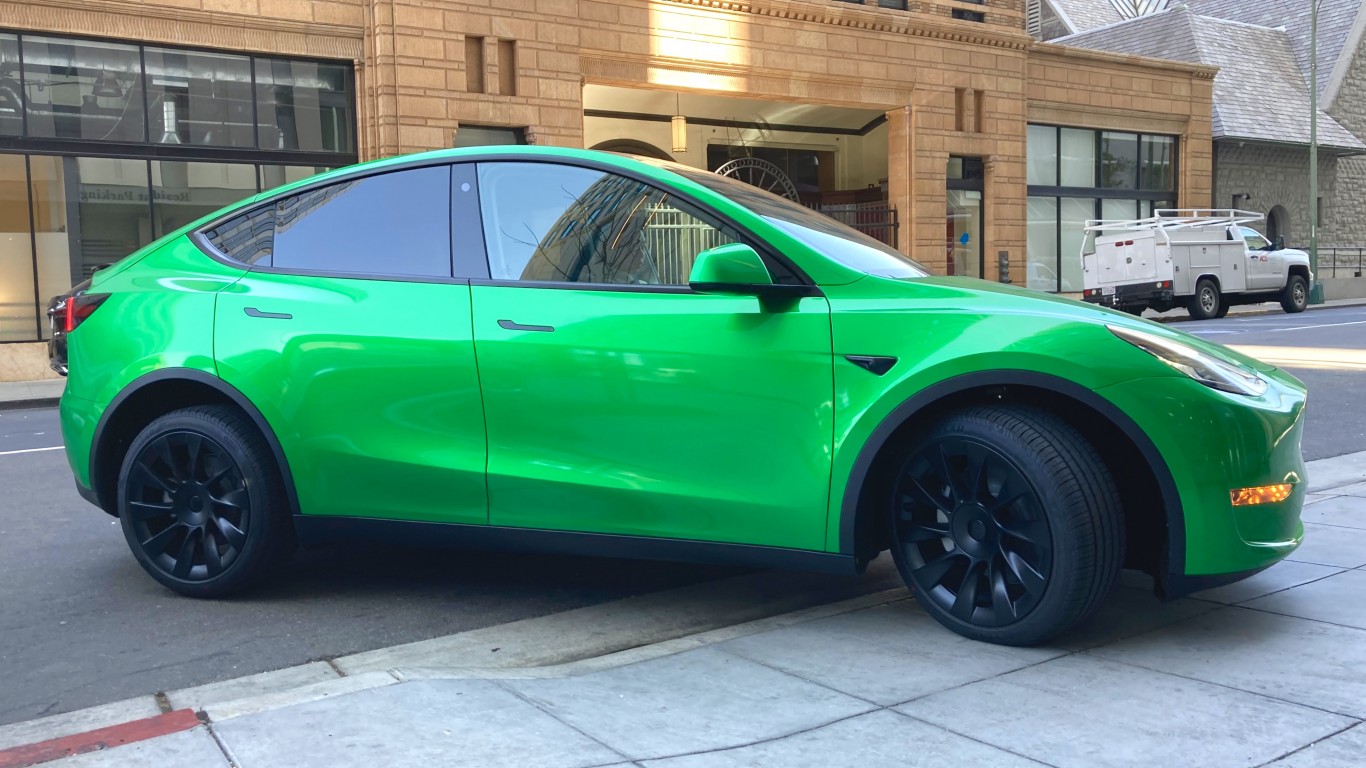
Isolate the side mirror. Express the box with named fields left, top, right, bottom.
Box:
left=1272, top=235, right=1285, bottom=251
left=688, top=243, right=774, bottom=294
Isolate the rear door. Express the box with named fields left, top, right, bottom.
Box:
left=210, top=164, right=488, bottom=525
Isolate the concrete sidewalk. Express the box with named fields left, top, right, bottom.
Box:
left=2, top=452, right=1364, bottom=768
left=0, top=379, right=63, bottom=410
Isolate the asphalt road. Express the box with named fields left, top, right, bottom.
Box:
left=1178, top=305, right=1366, bottom=461
left=1, top=306, right=1359, bottom=728
left=0, top=418, right=749, bottom=727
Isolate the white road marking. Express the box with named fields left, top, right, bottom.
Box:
left=1269, top=319, right=1366, bottom=332
left=0, top=446, right=62, bottom=456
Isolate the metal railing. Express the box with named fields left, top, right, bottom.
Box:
left=815, top=201, right=900, bottom=247
left=1319, top=248, right=1366, bottom=279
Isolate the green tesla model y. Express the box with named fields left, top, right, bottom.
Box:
left=49, top=146, right=1306, bottom=645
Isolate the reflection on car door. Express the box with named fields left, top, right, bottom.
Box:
left=468, top=161, right=835, bottom=551
left=213, top=164, right=488, bottom=525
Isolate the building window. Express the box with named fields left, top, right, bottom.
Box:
left=1026, top=124, right=1178, bottom=293
left=0, top=32, right=356, bottom=343
left=144, top=47, right=254, bottom=148
left=947, top=157, right=985, bottom=279
left=20, top=36, right=146, bottom=143
left=953, top=0, right=986, bottom=22
left=454, top=125, right=525, bottom=148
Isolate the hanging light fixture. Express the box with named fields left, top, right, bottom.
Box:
left=90, top=71, right=124, bottom=99
left=671, top=93, right=687, bottom=154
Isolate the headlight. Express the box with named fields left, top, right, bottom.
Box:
left=1108, top=325, right=1268, bottom=397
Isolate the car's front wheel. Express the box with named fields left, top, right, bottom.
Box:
left=888, top=406, right=1123, bottom=646
left=118, top=405, right=295, bottom=597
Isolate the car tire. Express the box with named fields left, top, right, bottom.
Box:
left=1188, top=278, right=1221, bottom=320
left=1280, top=275, right=1308, bottom=314
left=117, top=405, right=295, bottom=597
left=887, top=405, right=1123, bottom=646
left=1215, top=304, right=1231, bottom=319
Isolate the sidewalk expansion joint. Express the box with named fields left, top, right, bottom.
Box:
left=153, top=692, right=172, bottom=714
left=325, top=658, right=347, bottom=678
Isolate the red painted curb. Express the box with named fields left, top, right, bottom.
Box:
left=0, top=709, right=201, bottom=768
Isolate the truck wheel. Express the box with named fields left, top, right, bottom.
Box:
left=1189, top=278, right=1221, bottom=320
left=1215, top=305, right=1230, bottom=319
left=1280, top=275, right=1308, bottom=314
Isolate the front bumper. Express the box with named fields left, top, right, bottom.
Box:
left=1096, top=371, right=1306, bottom=594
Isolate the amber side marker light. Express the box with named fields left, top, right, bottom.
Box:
left=1230, top=484, right=1294, bottom=506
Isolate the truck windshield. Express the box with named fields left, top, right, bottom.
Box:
left=661, top=163, right=931, bottom=279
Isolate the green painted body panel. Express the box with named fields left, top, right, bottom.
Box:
left=1096, top=373, right=1306, bottom=575
left=55, top=145, right=1309, bottom=587
left=215, top=272, right=487, bottom=525
left=66, top=239, right=240, bottom=405
left=471, top=285, right=833, bottom=549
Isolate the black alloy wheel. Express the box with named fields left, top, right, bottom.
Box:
left=888, top=406, right=1123, bottom=646
left=124, top=430, right=250, bottom=581
left=893, top=436, right=1052, bottom=628
left=119, top=405, right=294, bottom=596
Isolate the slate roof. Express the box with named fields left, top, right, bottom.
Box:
left=1186, top=0, right=1362, bottom=102
left=1045, top=0, right=1124, bottom=34
left=1060, top=8, right=1366, bottom=152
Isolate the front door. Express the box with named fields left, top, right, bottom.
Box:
left=468, top=161, right=834, bottom=550
left=1240, top=227, right=1279, bottom=291
left=213, top=164, right=488, bottom=525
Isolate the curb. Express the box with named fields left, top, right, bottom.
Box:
left=0, top=398, right=59, bottom=412
left=0, top=587, right=910, bottom=766
left=0, top=710, right=200, bottom=768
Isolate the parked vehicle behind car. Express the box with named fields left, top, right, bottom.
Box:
left=50, top=147, right=1307, bottom=646
left=1080, top=209, right=1312, bottom=319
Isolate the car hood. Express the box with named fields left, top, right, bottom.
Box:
left=879, top=275, right=1279, bottom=374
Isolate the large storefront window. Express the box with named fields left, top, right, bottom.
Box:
left=1026, top=125, right=1177, bottom=293
left=0, top=31, right=355, bottom=343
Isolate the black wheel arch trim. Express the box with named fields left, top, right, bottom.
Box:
left=89, top=368, right=301, bottom=520
left=838, top=369, right=1186, bottom=596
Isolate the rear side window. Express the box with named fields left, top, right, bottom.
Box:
left=204, top=207, right=274, bottom=266
left=203, top=165, right=453, bottom=278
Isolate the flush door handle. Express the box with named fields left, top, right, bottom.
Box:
left=244, top=307, right=293, bottom=320
left=498, top=319, right=554, bottom=332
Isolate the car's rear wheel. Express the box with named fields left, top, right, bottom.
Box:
left=888, top=406, right=1123, bottom=646
left=1280, top=274, right=1308, bottom=314
left=118, top=405, right=295, bottom=597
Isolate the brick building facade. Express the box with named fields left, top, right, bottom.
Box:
left=0, top=0, right=1214, bottom=380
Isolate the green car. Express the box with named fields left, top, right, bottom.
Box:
left=50, top=146, right=1306, bottom=646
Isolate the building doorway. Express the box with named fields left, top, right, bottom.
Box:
left=1267, top=205, right=1288, bottom=245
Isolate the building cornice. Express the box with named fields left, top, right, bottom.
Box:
left=658, top=0, right=1033, bottom=51
left=1030, top=39, right=1218, bottom=79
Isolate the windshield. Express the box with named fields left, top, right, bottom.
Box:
left=658, top=163, right=931, bottom=279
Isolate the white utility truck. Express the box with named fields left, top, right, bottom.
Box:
left=1080, top=209, right=1313, bottom=320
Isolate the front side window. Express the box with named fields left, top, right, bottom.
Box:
left=1240, top=227, right=1270, bottom=251
left=206, top=166, right=452, bottom=278
left=477, top=162, right=768, bottom=286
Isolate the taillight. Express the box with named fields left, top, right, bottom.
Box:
left=63, top=293, right=109, bottom=333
